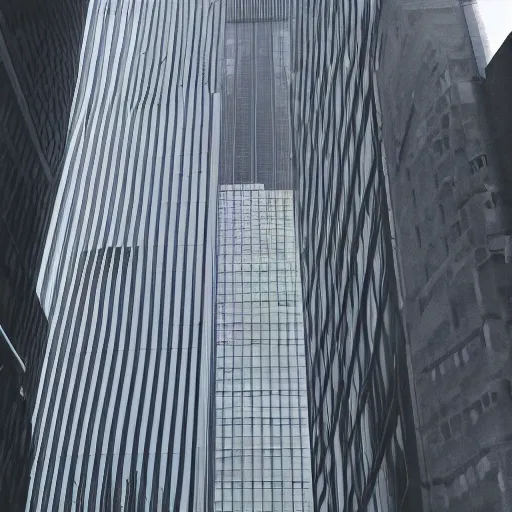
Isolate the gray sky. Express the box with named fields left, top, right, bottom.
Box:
left=477, top=0, right=512, bottom=58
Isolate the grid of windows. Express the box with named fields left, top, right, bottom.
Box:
left=215, top=184, right=312, bottom=512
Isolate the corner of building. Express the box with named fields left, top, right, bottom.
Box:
left=377, top=1, right=512, bottom=510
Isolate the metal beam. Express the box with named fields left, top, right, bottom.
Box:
left=0, top=14, right=53, bottom=182
left=0, top=323, right=26, bottom=374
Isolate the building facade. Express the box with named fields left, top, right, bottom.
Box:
left=215, top=3, right=313, bottom=510
left=377, top=1, right=512, bottom=511
left=220, top=1, right=292, bottom=190
left=0, top=0, right=88, bottom=508
left=11, top=1, right=511, bottom=511
left=289, top=0, right=423, bottom=510
left=28, top=0, right=223, bottom=509
left=215, top=185, right=312, bottom=511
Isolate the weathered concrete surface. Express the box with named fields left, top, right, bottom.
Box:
left=377, top=1, right=512, bottom=510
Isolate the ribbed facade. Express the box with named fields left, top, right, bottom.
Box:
left=0, top=0, right=88, bottom=509
left=220, top=16, right=291, bottom=189
left=29, top=0, right=223, bottom=509
left=226, top=0, right=289, bottom=23
left=289, top=1, right=421, bottom=510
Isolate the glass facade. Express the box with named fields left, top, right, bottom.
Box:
left=289, top=0, right=422, bottom=510
left=215, top=184, right=312, bottom=511
left=215, top=2, right=312, bottom=510
left=219, top=15, right=291, bottom=190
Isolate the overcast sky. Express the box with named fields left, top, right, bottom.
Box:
left=477, top=0, right=512, bottom=58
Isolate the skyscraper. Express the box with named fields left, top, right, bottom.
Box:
left=215, top=185, right=312, bottom=511
left=0, top=0, right=88, bottom=508
left=28, top=0, right=313, bottom=510
left=215, top=2, right=312, bottom=510
left=220, top=0, right=291, bottom=190
left=289, top=0, right=422, bottom=510
left=29, top=0, right=222, bottom=509
left=15, top=1, right=512, bottom=511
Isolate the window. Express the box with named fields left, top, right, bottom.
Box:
left=415, top=225, right=422, bottom=248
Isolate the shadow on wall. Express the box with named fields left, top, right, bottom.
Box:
left=0, top=0, right=59, bottom=12
left=377, top=1, right=512, bottom=511
left=0, top=0, right=88, bottom=509
left=485, top=33, right=512, bottom=192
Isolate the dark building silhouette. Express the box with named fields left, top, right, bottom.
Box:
left=486, top=33, right=512, bottom=189
left=0, top=0, right=88, bottom=508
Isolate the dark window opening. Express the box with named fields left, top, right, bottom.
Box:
left=415, top=225, right=422, bottom=248
left=438, top=204, right=445, bottom=225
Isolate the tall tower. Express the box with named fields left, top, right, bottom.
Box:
left=0, top=0, right=88, bottom=508
left=289, top=0, right=423, bottom=510
left=215, top=1, right=313, bottom=510
left=28, top=0, right=223, bottom=509
left=215, top=185, right=312, bottom=511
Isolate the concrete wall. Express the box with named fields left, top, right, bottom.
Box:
left=377, top=1, right=512, bottom=510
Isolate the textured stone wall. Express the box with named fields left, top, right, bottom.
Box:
left=377, top=1, right=512, bottom=511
